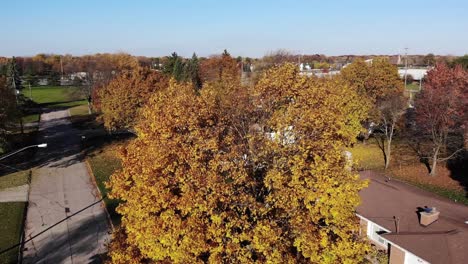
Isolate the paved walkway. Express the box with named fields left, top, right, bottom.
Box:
left=0, top=184, right=29, bottom=202
left=23, top=109, right=110, bottom=264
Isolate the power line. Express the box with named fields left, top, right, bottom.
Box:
left=0, top=196, right=106, bottom=256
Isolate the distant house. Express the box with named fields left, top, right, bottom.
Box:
left=398, top=69, right=428, bottom=81
left=38, top=78, right=49, bottom=86
left=60, top=72, right=89, bottom=86
left=357, top=171, right=468, bottom=264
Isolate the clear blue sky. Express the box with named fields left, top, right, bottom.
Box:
left=1, top=0, right=467, bottom=57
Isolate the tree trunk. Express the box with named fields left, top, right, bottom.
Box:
left=87, top=101, right=92, bottom=115
left=464, top=122, right=468, bottom=150
left=384, top=122, right=395, bottom=170
left=385, top=140, right=391, bottom=169
left=429, top=146, right=440, bottom=176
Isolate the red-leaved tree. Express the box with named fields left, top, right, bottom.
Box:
left=414, top=64, right=468, bottom=176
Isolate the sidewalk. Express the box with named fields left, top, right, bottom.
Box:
left=22, top=109, right=110, bottom=264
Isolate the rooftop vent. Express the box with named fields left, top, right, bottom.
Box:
left=420, top=207, right=439, bottom=226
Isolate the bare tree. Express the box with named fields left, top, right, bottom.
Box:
left=375, top=93, right=407, bottom=169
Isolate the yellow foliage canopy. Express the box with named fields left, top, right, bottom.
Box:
left=98, top=68, right=169, bottom=131
left=340, top=58, right=404, bottom=105
left=107, top=64, right=370, bottom=263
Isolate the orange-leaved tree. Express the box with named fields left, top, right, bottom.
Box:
left=107, top=64, right=369, bottom=263
left=98, top=67, right=168, bottom=131
left=199, top=50, right=239, bottom=84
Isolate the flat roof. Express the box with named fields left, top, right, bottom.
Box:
left=357, top=171, right=468, bottom=264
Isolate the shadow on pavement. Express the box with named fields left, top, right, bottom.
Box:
left=22, top=209, right=109, bottom=264
left=1, top=114, right=132, bottom=177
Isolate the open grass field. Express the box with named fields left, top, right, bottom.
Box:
left=22, top=86, right=87, bottom=108
left=349, top=139, right=468, bottom=205
left=0, top=171, right=30, bottom=191
left=0, top=202, right=26, bottom=264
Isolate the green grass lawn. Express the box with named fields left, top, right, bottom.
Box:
left=87, top=146, right=123, bottom=226
left=0, top=202, right=26, bottom=264
left=22, top=86, right=87, bottom=108
left=405, top=82, right=421, bottom=91
left=0, top=171, right=30, bottom=191
left=22, top=113, right=40, bottom=124
left=69, top=104, right=90, bottom=117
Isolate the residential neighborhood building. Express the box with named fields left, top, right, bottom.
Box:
left=398, top=68, right=428, bottom=81
left=60, top=72, right=88, bottom=86
left=357, top=171, right=468, bottom=264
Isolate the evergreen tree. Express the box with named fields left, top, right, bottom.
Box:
left=163, top=52, right=179, bottom=75
left=0, top=76, right=17, bottom=150
left=186, top=53, right=202, bottom=90
left=6, top=57, right=22, bottom=92
left=6, top=57, right=27, bottom=134
left=172, top=57, right=184, bottom=81
left=162, top=52, right=186, bottom=81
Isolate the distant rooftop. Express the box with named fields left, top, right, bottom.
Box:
left=398, top=68, right=428, bottom=81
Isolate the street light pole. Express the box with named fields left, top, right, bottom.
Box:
left=0, top=143, right=47, bottom=162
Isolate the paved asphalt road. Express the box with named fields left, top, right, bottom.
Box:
left=23, top=109, right=110, bottom=264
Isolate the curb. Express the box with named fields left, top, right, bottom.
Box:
left=69, top=107, right=115, bottom=233
left=18, top=170, right=32, bottom=264
left=84, top=158, right=115, bottom=232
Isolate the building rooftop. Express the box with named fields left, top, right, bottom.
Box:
left=357, top=171, right=468, bottom=264
left=398, top=68, right=428, bottom=80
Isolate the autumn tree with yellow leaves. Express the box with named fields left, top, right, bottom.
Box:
left=107, top=64, right=370, bottom=263
left=98, top=68, right=169, bottom=131
left=341, top=58, right=405, bottom=169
